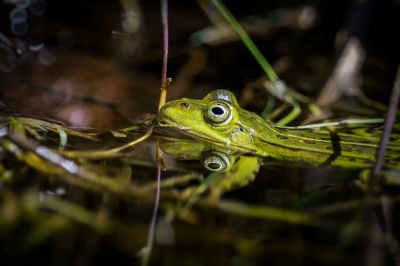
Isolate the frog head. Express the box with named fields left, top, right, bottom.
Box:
left=158, top=90, right=258, bottom=152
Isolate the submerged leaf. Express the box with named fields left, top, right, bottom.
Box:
left=57, top=128, right=68, bottom=150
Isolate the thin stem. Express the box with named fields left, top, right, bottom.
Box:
left=141, top=1, right=169, bottom=265
left=158, top=0, right=170, bottom=111
left=278, top=118, right=384, bottom=130
left=141, top=146, right=162, bottom=266
left=369, top=65, right=400, bottom=191
left=211, top=0, right=279, bottom=82
left=161, top=0, right=169, bottom=88
left=61, top=128, right=153, bottom=159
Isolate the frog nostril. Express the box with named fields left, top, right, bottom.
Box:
left=180, top=102, right=190, bottom=109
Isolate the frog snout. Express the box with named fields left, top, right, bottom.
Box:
left=157, top=103, right=174, bottom=126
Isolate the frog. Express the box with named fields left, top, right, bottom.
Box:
left=157, top=89, right=400, bottom=171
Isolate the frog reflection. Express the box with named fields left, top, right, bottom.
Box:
left=158, top=136, right=241, bottom=172
left=159, top=136, right=260, bottom=194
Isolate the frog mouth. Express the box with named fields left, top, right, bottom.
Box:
left=158, top=122, right=254, bottom=152
left=157, top=116, right=175, bottom=127
left=157, top=117, right=216, bottom=143
left=157, top=116, right=191, bottom=131
left=157, top=115, right=256, bottom=153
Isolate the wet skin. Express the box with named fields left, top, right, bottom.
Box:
left=158, top=90, right=400, bottom=170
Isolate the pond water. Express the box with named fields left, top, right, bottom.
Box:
left=1, top=1, right=400, bottom=265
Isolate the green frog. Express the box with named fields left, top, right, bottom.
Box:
left=158, top=89, right=400, bottom=171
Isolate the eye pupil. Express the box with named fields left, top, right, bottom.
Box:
left=211, top=107, right=224, bottom=115
left=202, top=151, right=231, bottom=172
left=207, top=162, right=221, bottom=170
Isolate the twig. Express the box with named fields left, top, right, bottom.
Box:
left=158, top=0, right=170, bottom=111
left=363, top=66, right=400, bottom=266
left=369, top=65, right=400, bottom=192
left=140, top=147, right=162, bottom=266
left=141, top=1, right=169, bottom=265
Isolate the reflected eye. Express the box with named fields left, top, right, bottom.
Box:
left=202, top=151, right=231, bottom=172
left=205, top=102, right=232, bottom=126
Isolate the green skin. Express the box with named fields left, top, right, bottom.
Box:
left=158, top=90, right=400, bottom=170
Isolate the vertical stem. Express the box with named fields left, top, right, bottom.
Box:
left=141, top=149, right=162, bottom=266
left=158, top=0, right=169, bottom=111
left=161, top=0, right=169, bottom=87
left=362, top=68, right=399, bottom=266
left=369, top=65, right=400, bottom=191
left=141, top=1, right=169, bottom=265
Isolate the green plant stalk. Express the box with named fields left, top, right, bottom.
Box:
left=211, top=0, right=305, bottom=125
left=211, top=0, right=279, bottom=82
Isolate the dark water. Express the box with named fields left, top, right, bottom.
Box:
left=0, top=0, right=400, bottom=265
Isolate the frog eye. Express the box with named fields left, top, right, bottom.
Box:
left=205, top=102, right=232, bottom=126
left=202, top=151, right=231, bottom=172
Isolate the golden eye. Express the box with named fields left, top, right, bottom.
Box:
left=205, top=102, right=232, bottom=126
left=202, top=151, right=231, bottom=172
